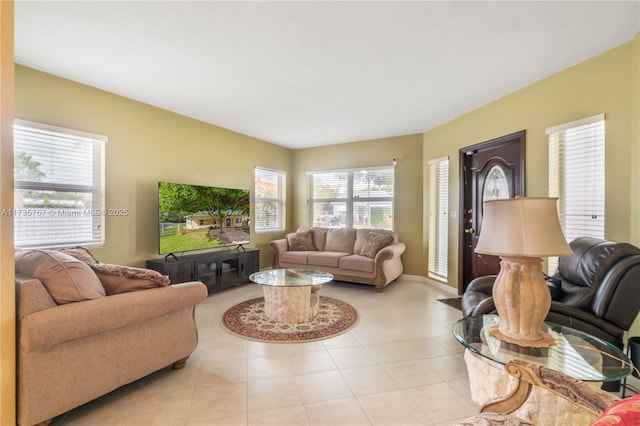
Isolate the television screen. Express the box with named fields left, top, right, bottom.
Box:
left=158, top=181, right=250, bottom=254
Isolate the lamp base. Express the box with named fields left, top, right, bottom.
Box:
left=491, top=256, right=556, bottom=349
left=488, top=324, right=555, bottom=348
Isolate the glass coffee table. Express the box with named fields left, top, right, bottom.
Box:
left=453, top=315, right=632, bottom=422
left=249, top=269, right=334, bottom=323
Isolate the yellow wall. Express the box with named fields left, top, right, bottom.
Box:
left=0, top=3, right=15, bottom=424
left=291, top=135, right=424, bottom=276
left=15, top=65, right=293, bottom=269
left=631, top=33, right=640, bottom=246
left=423, top=39, right=638, bottom=291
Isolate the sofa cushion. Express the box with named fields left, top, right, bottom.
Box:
left=325, top=228, right=357, bottom=253
left=558, top=237, right=640, bottom=289
left=360, top=232, right=394, bottom=258
left=90, top=264, right=170, bottom=295
left=339, top=255, right=374, bottom=273
left=15, top=250, right=105, bottom=304
left=56, top=246, right=100, bottom=264
left=308, top=252, right=350, bottom=268
left=281, top=251, right=312, bottom=265
left=301, top=227, right=328, bottom=251
left=287, top=230, right=316, bottom=251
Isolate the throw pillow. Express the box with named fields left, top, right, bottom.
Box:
left=15, top=250, right=106, bottom=304
left=56, top=246, right=100, bottom=264
left=287, top=230, right=316, bottom=251
left=360, top=232, right=394, bottom=259
left=90, top=263, right=170, bottom=295
left=591, top=394, right=640, bottom=425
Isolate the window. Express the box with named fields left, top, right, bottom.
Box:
left=428, top=157, right=449, bottom=280
left=254, top=167, right=286, bottom=231
left=547, top=113, right=605, bottom=272
left=308, top=166, right=394, bottom=229
left=13, top=120, right=107, bottom=248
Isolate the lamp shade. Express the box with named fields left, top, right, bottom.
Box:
left=475, top=197, right=573, bottom=257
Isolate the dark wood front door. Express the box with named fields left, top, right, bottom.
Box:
left=458, top=131, right=526, bottom=294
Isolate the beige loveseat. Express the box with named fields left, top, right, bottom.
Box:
left=270, top=227, right=406, bottom=292
left=14, top=249, right=208, bottom=426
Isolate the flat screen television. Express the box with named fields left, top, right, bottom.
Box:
left=158, top=181, right=250, bottom=255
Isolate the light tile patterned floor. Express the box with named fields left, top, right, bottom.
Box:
left=52, top=276, right=479, bottom=426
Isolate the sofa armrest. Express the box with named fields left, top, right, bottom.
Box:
left=269, top=238, right=289, bottom=267
left=20, top=281, right=208, bottom=352
left=465, top=275, right=497, bottom=295
left=374, top=242, right=406, bottom=263
left=16, top=276, right=57, bottom=317
left=547, top=301, right=624, bottom=346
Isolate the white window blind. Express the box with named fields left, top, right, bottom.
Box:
left=547, top=114, right=605, bottom=273
left=428, top=157, right=449, bottom=280
left=308, top=167, right=394, bottom=229
left=13, top=120, right=107, bottom=248
left=254, top=167, right=286, bottom=232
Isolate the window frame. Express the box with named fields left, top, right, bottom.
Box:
left=13, top=119, right=107, bottom=249
left=428, top=156, right=449, bottom=281
left=254, top=166, right=286, bottom=232
left=307, top=166, right=395, bottom=230
left=546, top=113, right=605, bottom=272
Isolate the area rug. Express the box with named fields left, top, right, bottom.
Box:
left=221, top=295, right=358, bottom=343
left=437, top=297, right=463, bottom=311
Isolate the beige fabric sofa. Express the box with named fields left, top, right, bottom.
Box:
left=15, top=249, right=208, bottom=426
left=270, top=227, right=406, bottom=292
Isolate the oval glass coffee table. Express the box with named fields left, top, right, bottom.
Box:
left=249, top=269, right=334, bottom=323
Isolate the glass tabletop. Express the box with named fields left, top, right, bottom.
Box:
left=249, top=269, right=334, bottom=287
left=452, top=315, right=632, bottom=383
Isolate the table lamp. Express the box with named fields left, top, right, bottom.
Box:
left=475, top=197, right=573, bottom=348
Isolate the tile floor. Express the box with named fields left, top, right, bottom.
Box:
left=52, top=276, right=481, bottom=426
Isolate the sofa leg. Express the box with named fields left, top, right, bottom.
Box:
left=375, top=285, right=384, bottom=293
left=172, top=356, right=189, bottom=370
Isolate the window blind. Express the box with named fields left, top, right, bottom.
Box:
left=254, top=167, right=286, bottom=231
left=547, top=114, right=605, bottom=273
left=428, top=157, right=449, bottom=280
left=308, top=167, right=394, bottom=229
left=13, top=120, right=107, bottom=248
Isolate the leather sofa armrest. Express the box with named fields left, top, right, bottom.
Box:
left=20, top=281, right=208, bottom=353
left=461, top=292, right=496, bottom=317
left=466, top=275, right=498, bottom=295
left=547, top=301, right=624, bottom=340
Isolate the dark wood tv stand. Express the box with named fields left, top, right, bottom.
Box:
left=146, top=248, right=259, bottom=294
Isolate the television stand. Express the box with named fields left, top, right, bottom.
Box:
left=147, top=248, right=259, bottom=294
left=236, top=244, right=246, bottom=252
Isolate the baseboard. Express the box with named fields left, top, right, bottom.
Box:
left=400, top=274, right=459, bottom=296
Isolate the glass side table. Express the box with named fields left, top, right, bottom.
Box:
left=452, top=315, right=633, bottom=425
left=452, top=315, right=632, bottom=383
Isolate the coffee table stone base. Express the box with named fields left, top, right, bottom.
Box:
left=263, top=286, right=321, bottom=323
left=464, top=350, right=598, bottom=426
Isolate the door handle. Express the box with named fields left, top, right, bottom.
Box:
left=464, top=228, right=475, bottom=234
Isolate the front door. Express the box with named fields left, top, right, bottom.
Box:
left=458, top=131, right=525, bottom=294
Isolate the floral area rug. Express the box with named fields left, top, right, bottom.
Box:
left=221, top=296, right=358, bottom=343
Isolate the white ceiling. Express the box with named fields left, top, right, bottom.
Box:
left=14, top=1, right=640, bottom=149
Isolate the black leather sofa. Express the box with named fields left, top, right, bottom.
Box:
left=461, top=237, right=640, bottom=350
